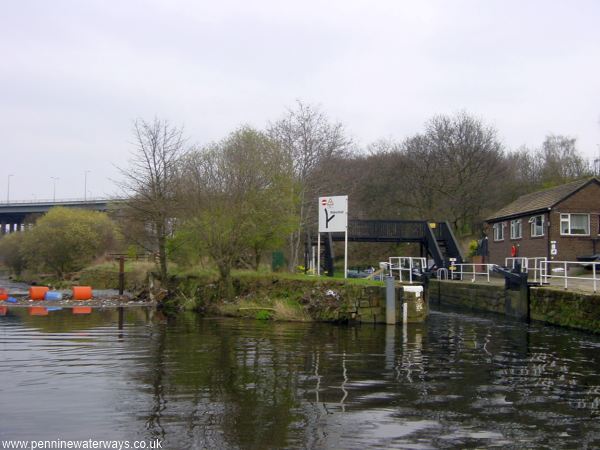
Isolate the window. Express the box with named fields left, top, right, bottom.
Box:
left=560, top=213, right=590, bottom=235
left=530, top=215, right=544, bottom=237
left=510, top=219, right=522, bottom=239
left=493, top=222, right=504, bottom=241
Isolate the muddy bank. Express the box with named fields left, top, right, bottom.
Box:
left=0, top=275, right=154, bottom=308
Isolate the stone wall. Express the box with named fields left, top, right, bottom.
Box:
left=181, top=273, right=428, bottom=324
left=530, top=287, right=600, bottom=331
left=430, top=279, right=600, bottom=333
left=429, top=279, right=507, bottom=314
left=353, top=285, right=427, bottom=324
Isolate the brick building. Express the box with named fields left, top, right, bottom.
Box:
left=485, top=177, right=600, bottom=265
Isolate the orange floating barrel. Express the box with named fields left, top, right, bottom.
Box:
left=0, top=288, right=8, bottom=301
left=72, top=306, right=92, bottom=315
left=72, top=286, right=93, bottom=301
left=29, top=306, right=48, bottom=316
left=0, top=306, right=7, bottom=316
left=29, top=286, right=49, bottom=301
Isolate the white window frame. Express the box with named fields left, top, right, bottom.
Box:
left=560, top=213, right=590, bottom=236
left=510, top=219, right=522, bottom=239
left=529, top=215, right=544, bottom=237
left=493, top=222, right=504, bottom=241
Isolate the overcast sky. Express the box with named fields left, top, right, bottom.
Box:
left=1, top=0, right=599, bottom=201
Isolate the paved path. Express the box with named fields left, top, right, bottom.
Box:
left=457, top=273, right=598, bottom=294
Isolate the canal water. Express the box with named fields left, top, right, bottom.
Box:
left=1, top=307, right=599, bottom=449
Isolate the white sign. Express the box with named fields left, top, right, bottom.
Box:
left=318, top=196, right=348, bottom=232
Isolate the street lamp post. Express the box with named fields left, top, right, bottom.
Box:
left=84, top=170, right=91, bottom=201
left=7, top=174, right=13, bottom=204
left=51, top=177, right=59, bottom=202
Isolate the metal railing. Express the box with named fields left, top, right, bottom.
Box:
left=387, top=257, right=427, bottom=284
left=505, top=257, right=547, bottom=283
left=537, top=260, right=599, bottom=292
left=349, top=220, right=427, bottom=241
left=450, top=263, right=495, bottom=282
left=436, top=268, right=449, bottom=280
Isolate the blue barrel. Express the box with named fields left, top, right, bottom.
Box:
left=44, top=291, right=63, bottom=301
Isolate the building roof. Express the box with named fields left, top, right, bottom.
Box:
left=487, top=177, right=600, bottom=222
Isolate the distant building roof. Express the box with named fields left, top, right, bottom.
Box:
left=487, top=177, right=600, bottom=222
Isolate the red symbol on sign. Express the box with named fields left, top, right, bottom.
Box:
left=321, top=198, right=327, bottom=206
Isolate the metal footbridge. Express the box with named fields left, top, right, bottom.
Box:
left=307, top=219, right=464, bottom=276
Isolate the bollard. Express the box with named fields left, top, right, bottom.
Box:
left=385, top=276, right=396, bottom=324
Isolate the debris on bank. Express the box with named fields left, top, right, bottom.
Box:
left=0, top=283, right=156, bottom=309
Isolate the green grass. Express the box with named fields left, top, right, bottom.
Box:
left=230, top=269, right=384, bottom=286
left=78, top=260, right=154, bottom=290
left=255, top=310, right=272, bottom=320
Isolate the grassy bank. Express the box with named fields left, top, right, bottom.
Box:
left=172, top=270, right=385, bottom=321
left=5, top=260, right=387, bottom=322
left=78, top=261, right=152, bottom=291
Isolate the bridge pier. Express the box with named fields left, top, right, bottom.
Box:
left=2, top=222, right=23, bottom=233
left=0, top=199, right=114, bottom=236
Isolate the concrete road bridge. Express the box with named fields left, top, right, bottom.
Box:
left=0, top=198, right=122, bottom=234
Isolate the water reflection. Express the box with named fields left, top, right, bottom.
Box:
left=1, top=308, right=600, bottom=448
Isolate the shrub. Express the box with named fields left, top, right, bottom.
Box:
left=21, top=207, right=118, bottom=278
left=0, top=232, right=27, bottom=276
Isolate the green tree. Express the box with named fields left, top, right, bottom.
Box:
left=0, top=232, right=27, bottom=276
left=21, top=207, right=118, bottom=278
left=178, top=127, right=297, bottom=296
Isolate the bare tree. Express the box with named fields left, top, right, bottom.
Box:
left=539, top=134, right=590, bottom=184
left=399, top=112, right=507, bottom=233
left=117, top=118, right=186, bottom=282
left=268, top=101, right=351, bottom=270
left=504, top=136, right=592, bottom=197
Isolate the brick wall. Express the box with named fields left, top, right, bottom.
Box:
left=486, top=213, right=549, bottom=265
left=549, top=182, right=600, bottom=261
left=486, top=181, right=600, bottom=265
